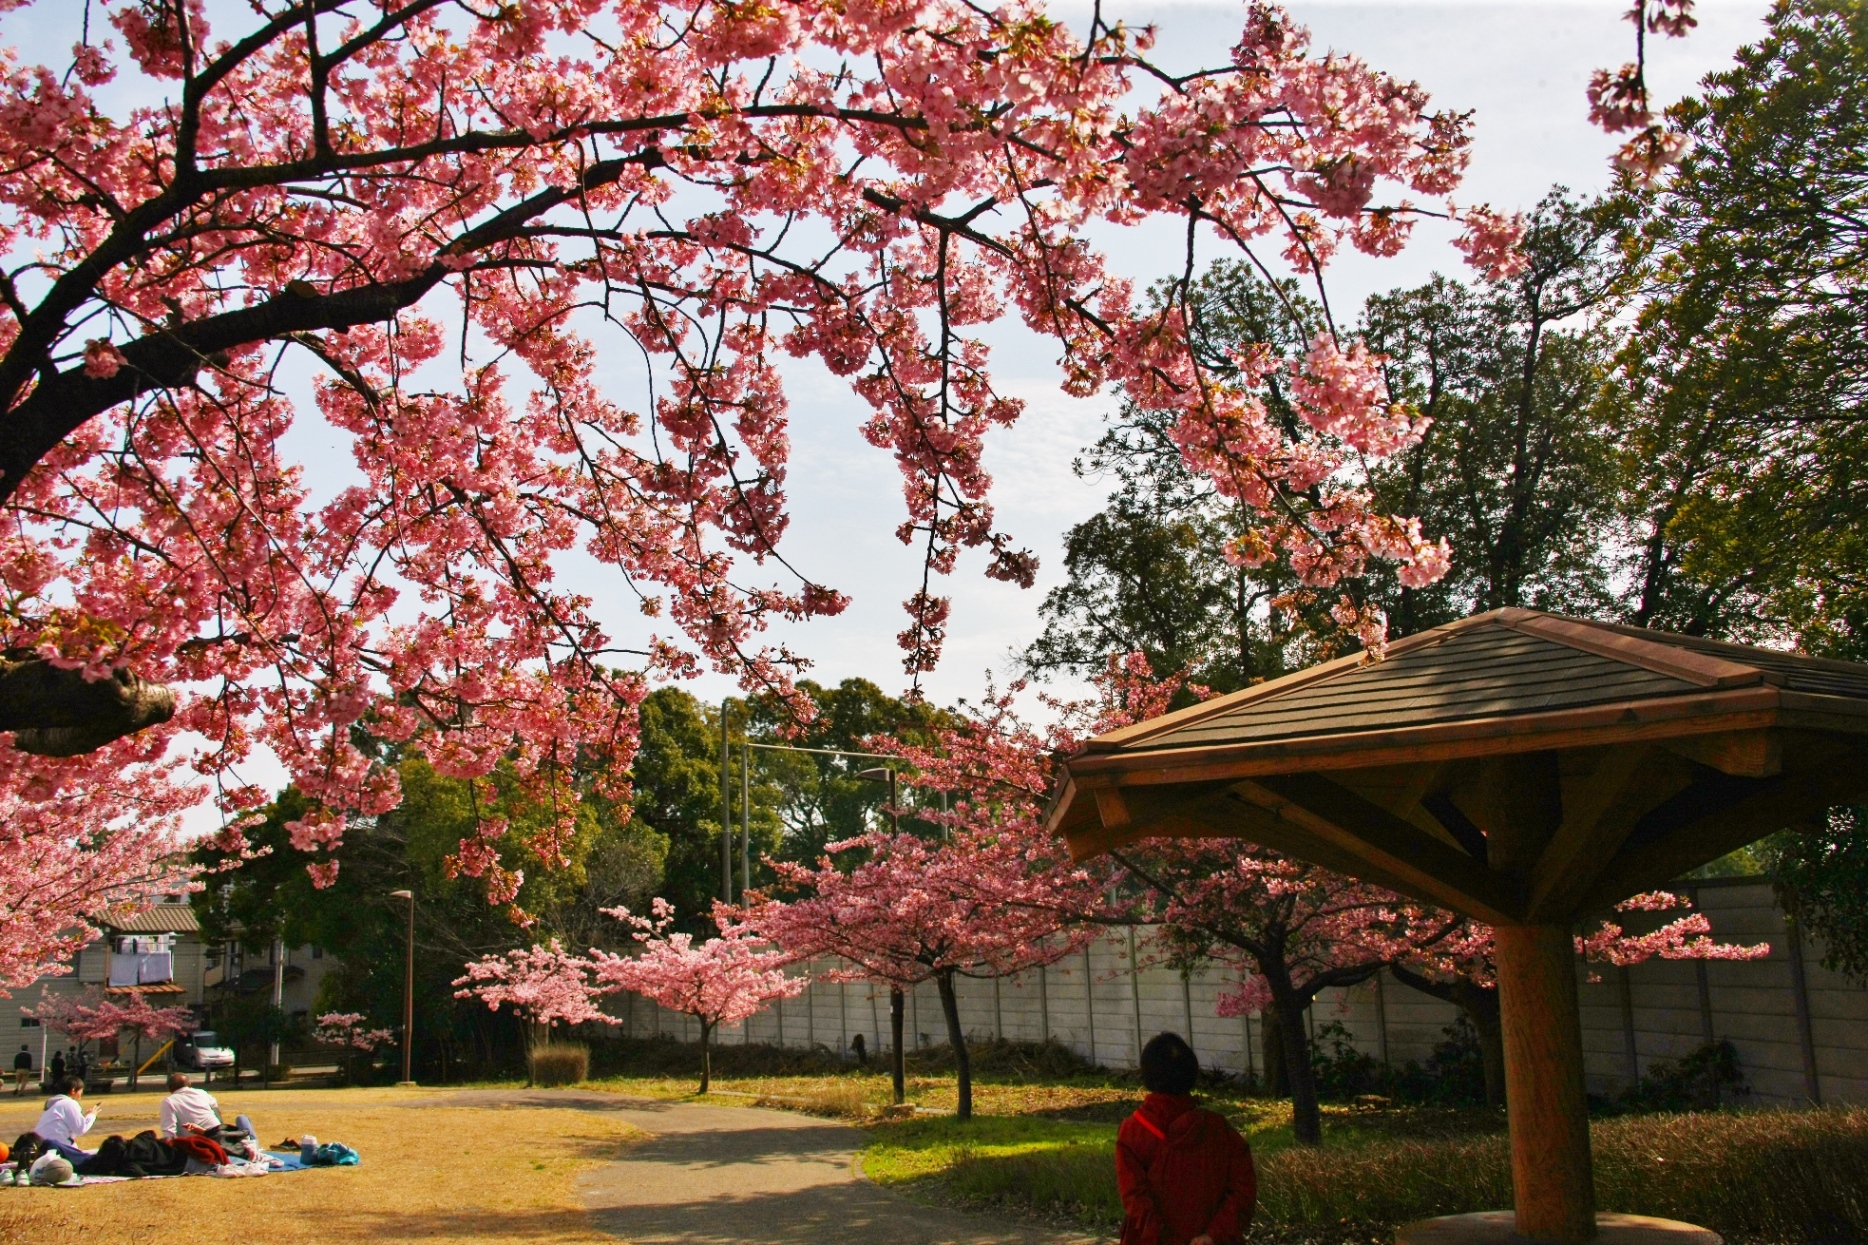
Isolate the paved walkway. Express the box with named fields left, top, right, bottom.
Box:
left=431, top=1090, right=1102, bottom=1245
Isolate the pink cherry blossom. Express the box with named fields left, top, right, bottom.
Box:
left=0, top=0, right=1498, bottom=926
left=590, top=900, right=806, bottom=1091
left=454, top=938, right=616, bottom=1034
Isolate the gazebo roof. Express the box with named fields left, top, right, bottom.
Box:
left=1048, top=609, right=1868, bottom=925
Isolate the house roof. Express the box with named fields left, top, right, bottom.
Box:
left=1048, top=609, right=1868, bottom=924
left=103, top=904, right=200, bottom=935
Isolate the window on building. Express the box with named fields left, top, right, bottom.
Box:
left=311, top=945, right=323, bottom=960
left=20, top=1015, right=39, bottom=1028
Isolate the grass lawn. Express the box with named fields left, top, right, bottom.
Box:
left=0, top=1085, right=646, bottom=1244
left=583, top=1055, right=1868, bottom=1245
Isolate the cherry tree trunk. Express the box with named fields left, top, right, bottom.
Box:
left=1271, top=990, right=1323, bottom=1146
left=934, top=969, right=972, bottom=1121
left=890, top=987, right=906, bottom=1106
left=1259, top=1003, right=1289, bottom=1096
left=1389, top=966, right=1507, bottom=1108
left=699, top=1019, right=714, bottom=1094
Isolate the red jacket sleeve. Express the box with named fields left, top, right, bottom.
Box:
left=1200, top=1122, right=1257, bottom=1243
left=1116, top=1118, right=1165, bottom=1245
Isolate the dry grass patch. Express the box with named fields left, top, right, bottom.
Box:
left=0, top=1085, right=646, bottom=1245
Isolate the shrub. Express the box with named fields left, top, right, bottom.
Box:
left=1256, top=1107, right=1868, bottom=1242
left=1310, top=1017, right=1488, bottom=1107
left=530, top=1043, right=589, bottom=1087
left=1606, top=1040, right=1748, bottom=1114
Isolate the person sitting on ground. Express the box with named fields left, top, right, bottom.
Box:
left=12, top=1045, right=31, bottom=1096
left=1116, top=1032, right=1256, bottom=1245
left=158, top=1072, right=258, bottom=1147
left=30, top=1077, right=97, bottom=1163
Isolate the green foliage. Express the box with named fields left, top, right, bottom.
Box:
left=192, top=753, right=663, bottom=1081
left=1767, top=808, right=1868, bottom=984
left=1607, top=1040, right=1749, bottom=1115
left=1307, top=1018, right=1488, bottom=1108
left=1363, top=190, right=1626, bottom=635
left=1616, top=0, right=1868, bottom=642
left=529, top=1043, right=589, bottom=1087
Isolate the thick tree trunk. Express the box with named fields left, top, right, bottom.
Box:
left=0, top=656, right=175, bottom=755
left=699, top=1018, right=714, bottom=1094
left=1274, top=994, right=1323, bottom=1146
left=890, top=987, right=906, bottom=1106
left=1260, top=1003, right=1289, bottom=1097
left=934, top=969, right=972, bottom=1121
left=1388, top=966, right=1507, bottom=1108
left=1472, top=999, right=1506, bottom=1109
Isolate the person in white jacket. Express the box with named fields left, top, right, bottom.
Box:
left=31, top=1078, right=97, bottom=1162
left=158, top=1072, right=258, bottom=1148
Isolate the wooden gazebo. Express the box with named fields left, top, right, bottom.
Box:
left=1046, top=609, right=1868, bottom=1244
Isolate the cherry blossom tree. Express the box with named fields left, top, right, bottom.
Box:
left=590, top=900, right=805, bottom=1092
left=744, top=808, right=1100, bottom=1119
left=0, top=0, right=1516, bottom=923
left=454, top=938, right=616, bottom=1059
left=1110, top=840, right=1462, bottom=1145
left=0, top=743, right=200, bottom=993
left=313, top=1010, right=397, bottom=1084
left=31, top=988, right=194, bottom=1088
left=1392, top=890, right=1771, bottom=1106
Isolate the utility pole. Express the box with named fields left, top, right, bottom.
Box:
left=269, top=936, right=285, bottom=1077
left=389, top=890, right=416, bottom=1085
left=720, top=699, right=733, bottom=903
left=740, top=738, right=751, bottom=897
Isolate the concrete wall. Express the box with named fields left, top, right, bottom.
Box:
left=609, top=879, right=1868, bottom=1107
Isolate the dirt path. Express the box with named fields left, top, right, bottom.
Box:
left=436, top=1090, right=1102, bottom=1245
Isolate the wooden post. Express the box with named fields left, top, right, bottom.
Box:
left=1496, top=923, right=1596, bottom=1243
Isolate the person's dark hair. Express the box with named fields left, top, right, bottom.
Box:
left=167, top=1072, right=190, bottom=1092
left=61, top=1076, right=84, bottom=1095
left=1140, top=1032, right=1199, bottom=1095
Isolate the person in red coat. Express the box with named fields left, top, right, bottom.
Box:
left=1117, top=1032, right=1257, bottom=1245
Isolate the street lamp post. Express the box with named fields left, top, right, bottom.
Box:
left=388, top=889, right=416, bottom=1086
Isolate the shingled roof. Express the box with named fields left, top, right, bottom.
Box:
left=1074, top=608, right=1868, bottom=766
left=1048, top=609, right=1868, bottom=924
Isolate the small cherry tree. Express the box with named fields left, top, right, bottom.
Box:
left=1392, top=891, right=1771, bottom=1106
left=454, top=939, right=616, bottom=1071
left=313, top=1011, right=397, bottom=1085
left=590, top=901, right=806, bottom=1093
left=745, top=822, right=1096, bottom=1120
left=32, top=988, right=194, bottom=1088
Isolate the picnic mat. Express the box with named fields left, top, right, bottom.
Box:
left=8, top=1150, right=345, bottom=1186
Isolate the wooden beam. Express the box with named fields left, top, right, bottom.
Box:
left=1580, top=759, right=1868, bottom=909
left=1525, top=746, right=1656, bottom=922
left=1061, top=782, right=1232, bottom=861
left=1661, top=729, right=1782, bottom=777
left=1455, top=752, right=1563, bottom=875
left=1237, top=775, right=1525, bottom=925
left=1092, top=787, right=1131, bottom=832
left=1180, top=791, right=1455, bottom=907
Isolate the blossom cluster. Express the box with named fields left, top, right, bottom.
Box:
left=0, top=0, right=1515, bottom=921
